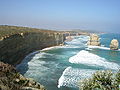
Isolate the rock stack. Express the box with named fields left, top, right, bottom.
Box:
left=87, top=34, right=100, bottom=46
left=110, top=39, right=119, bottom=50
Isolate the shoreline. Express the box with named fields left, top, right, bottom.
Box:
left=0, top=25, right=65, bottom=66
left=0, top=25, right=91, bottom=66
left=16, top=44, right=65, bottom=70
left=16, top=34, right=120, bottom=90
left=16, top=34, right=88, bottom=68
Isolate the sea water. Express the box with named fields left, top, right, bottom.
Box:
left=16, top=33, right=120, bottom=90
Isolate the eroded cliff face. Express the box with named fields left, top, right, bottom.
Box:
left=0, top=31, right=65, bottom=66
left=110, top=39, right=119, bottom=50
left=87, top=34, right=100, bottom=46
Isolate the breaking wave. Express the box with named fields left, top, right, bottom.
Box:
left=58, top=67, right=96, bottom=88
left=69, top=50, right=120, bottom=70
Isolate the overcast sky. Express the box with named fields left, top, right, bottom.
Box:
left=0, top=0, right=120, bottom=33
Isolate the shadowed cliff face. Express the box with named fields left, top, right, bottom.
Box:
left=0, top=31, right=65, bottom=66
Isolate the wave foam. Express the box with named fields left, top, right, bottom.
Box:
left=69, top=50, right=120, bottom=70
left=40, top=35, right=89, bottom=51
left=88, top=46, right=110, bottom=50
left=16, top=52, right=47, bottom=71
left=88, top=45, right=120, bottom=51
left=41, top=45, right=81, bottom=51
left=41, top=46, right=63, bottom=51
left=58, top=67, right=96, bottom=88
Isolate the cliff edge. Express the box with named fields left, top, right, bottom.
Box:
left=0, top=25, right=65, bottom=66
left=0, top=61, right=46, bottom=90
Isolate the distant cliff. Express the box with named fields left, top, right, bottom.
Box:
left=0, top=25, right=65, bottom=66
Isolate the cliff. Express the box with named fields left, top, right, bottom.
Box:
left=0, top=25, right=65, bottom=66
left=0, top=61, right=46, bottom=90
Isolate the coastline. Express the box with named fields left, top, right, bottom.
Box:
left=0, top=25, right=91, bottom=66
left=16, top=44, right=65, bottom=68
left=16, top=33, right=120, bottom=90
left=0, top=26, right=66, bottom=66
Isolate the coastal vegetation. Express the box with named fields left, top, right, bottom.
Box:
left=0, top=25, right=57, bottom=38
left=0, top=25, right=119, bottom=90
left=0, top=61, right=46, bottom=90
left=79, top=70, right=120, bottom=90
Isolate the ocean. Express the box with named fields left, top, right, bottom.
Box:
left=16, top=33, right=120, bottom=90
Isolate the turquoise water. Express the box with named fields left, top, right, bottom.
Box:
left=17, top=33, right=120, bottom=90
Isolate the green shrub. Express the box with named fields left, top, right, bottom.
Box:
left=79, top=70, right=120, bottom=90
left=115, top=70, right=120, bottom=83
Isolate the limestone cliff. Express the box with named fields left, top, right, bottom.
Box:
left=110, top=39, right=119, bottom=50
left=87, top=34, right=100, bottom=46
left=0, top=61, right=46, bottom=90
left=0, top=26, right=65, bottom=66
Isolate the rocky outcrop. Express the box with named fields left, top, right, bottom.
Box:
left=0, top=26, right=65, bottom=66
left=0, top=61, right=46, bottom=90
left=87, top=34, right=100, bottom=46
left=110, top=39, right=119, bottom=50
left=65, top=36, right=73, bottom=41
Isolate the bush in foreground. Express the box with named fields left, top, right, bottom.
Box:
left=79, top=70, right=120, bottom=90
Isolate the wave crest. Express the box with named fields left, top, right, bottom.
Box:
left=69, top=50, right=120, bottom=70
left=58, top=67, right=96, bottom=88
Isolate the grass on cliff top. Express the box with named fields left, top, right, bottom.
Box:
left=0, top=25, right=59, bottom=38
left=0, top=25, right=90, bottom=38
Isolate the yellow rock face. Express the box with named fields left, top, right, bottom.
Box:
left=87, top=34, right=100, bottom=46
left=110, top=39, right=119, bottom=50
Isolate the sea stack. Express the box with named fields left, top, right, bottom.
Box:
left=87, top=34, right=100, bottom=46
left=110, top=39, right=119, bottom=50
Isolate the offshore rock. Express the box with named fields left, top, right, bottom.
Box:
left=87, top=34, right=100, bottom=46
left=110, top=39, right=119, bottom=50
